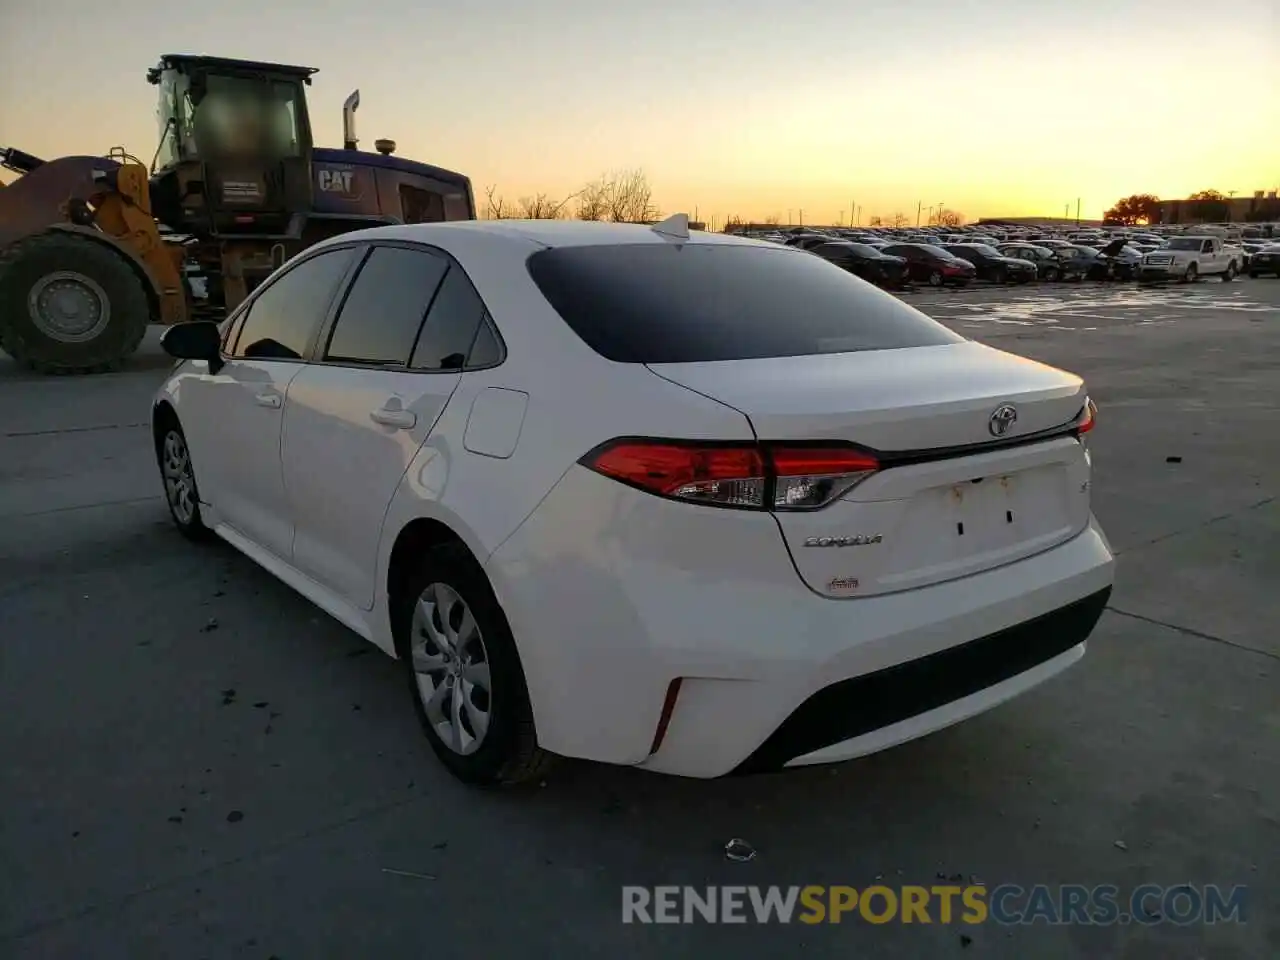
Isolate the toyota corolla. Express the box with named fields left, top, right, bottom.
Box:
left=152, top=218, right=1114, bottom=786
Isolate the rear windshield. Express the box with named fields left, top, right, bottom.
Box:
left=526, top=243, right=964, bottom=363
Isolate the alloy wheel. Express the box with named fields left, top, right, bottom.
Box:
left=410, top=582, right=493, bottom=755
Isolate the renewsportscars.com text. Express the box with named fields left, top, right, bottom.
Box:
left=621, top=884, right=1248, bottom=926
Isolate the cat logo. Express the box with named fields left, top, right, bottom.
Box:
left=317, top=168, right=359, bottom=197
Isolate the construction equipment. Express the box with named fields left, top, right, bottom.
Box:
left=0, top=54, right=476, bottom=374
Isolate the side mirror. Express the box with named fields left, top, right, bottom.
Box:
left=161, top=321, right=224, bottom=373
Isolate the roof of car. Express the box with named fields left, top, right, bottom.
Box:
left=329, top=218, right=765, bottom=250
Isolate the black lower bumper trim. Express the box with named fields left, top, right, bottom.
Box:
left=731, top=586, right=1111, bottom=775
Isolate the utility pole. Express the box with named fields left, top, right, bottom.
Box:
left=839, top=210, right=845, bottom=227
left=916, top=201, right=922, bottom=227
left=856, top=205, right=862, bottom=226
left=799, top=209, right=804, bottom=226
left=850, top=199, right=855, bottom=227
left=1065, top=202, right=1070, bottom=219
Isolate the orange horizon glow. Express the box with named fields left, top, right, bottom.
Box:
left=2, top=1, right=1277, bottom=227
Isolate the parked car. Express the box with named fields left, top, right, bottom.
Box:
left=1140, top=236, right=1240, bottom=283
left=785, top=233, right=839, bottom=251
left=942, top=244, right=1038, bottom=284
left=151, top=219, right=1113, bottom=784
left=1247, top=243, right=1280, bottom=277
left=810, top=241, right=910, bottom=289
left=881, top=243, right=977, bottom=287
left=997, top=243, right=1088, bottom=282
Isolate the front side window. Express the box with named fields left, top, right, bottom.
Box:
left=324, top=247, right=449, bottom=366
left=231, top=247, right=358, bottom=360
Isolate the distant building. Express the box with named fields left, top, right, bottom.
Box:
left=1156, top=191, right=1279, bottom=225
left=977, top=216, right=1104, bottom=228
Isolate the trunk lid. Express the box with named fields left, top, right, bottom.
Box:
left=647, top=341, right=1092, bottom=598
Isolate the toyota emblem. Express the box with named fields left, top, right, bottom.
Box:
left=988, top=404, right=1018, bottom=437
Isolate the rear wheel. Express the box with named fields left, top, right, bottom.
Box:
left=0, top=232, right=149, bottom=374
left=1043, top=266, right=1060, bottom=282
left=1222, top=262, right=1236, bottom=282
left=927, top=269, right=943, bottom=287
left=395, top=543, right=554, bottom=787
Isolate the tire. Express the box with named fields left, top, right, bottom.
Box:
left=154, top=414, right=212, bottom=541
left=1248, top=271, right=1258, bottom=278
left=1222, top=262, right=1236, bottom=282
left=394, top=542, right=553, bottom=787
left=927, top=270, right=943, bottom=287
left=1183, top=263, right=1198, bottom=283
left=1044, top=266, right=1060, bottom=282
left=0, top=231, right=149, bottom=374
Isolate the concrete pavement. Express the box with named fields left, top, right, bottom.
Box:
left=2, top=280, right=1277, bottom=959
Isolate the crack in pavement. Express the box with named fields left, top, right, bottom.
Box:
left=1, top=789, right=424, bottom=943
left=2, top=422, right=150, bottom=439
left=1104, top=606, right=1277, bottom=663
left=1112, top=494, right=1276, bottom=557
left=3, top=495, right=162, bottom=520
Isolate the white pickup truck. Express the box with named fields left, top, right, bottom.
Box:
left=1139, top=236, right=1240, bottom=283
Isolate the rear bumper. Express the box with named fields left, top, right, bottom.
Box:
left=487, top=466, right=1115, bottom=778
left=732, top=586, right=1108, bottom=773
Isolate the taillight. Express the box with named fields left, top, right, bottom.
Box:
left=581, top=439, right=879, bottom=511
left=1077, top=397, right=1097, bottom=434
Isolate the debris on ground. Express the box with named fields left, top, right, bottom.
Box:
left=724, top=838, right=757, bottom=862
left=226, top=810, right=244, bottom=823
left=1165, top=456, right=1182, bottom=463
left=200, top=617, right=219, bottom=632
left=382, top=867, right=437, bottom=880
left=1114, top=840, right=1128, bottom=851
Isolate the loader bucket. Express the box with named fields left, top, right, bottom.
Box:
left=0, top=155, right=121, bottom=250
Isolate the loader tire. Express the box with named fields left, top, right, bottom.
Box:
left=0, top=232, right=150, bottom=375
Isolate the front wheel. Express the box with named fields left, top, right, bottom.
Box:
left=0, top=232, right=150, bottom=374
left=1183, top=263, right=1198, bottom=283
left=155, top=418, right=212, bottom=540
left=396, top=543, right=554, bottom=787
left=1043, top=266, right=1060, bottom=282
left=927, top=270, right=943, bottom=287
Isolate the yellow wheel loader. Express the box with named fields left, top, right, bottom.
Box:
left=0, top=54, right=475, bottom=374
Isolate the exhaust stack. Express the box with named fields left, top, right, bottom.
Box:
left=342, top=90, right=360, bottom=151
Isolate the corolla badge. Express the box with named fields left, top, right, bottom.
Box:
left=803, top=534, right=883, bottom=548
left=988, top=403, right=1018, bottom=437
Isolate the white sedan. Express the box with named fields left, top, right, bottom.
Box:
left=153, top=217, right=1115, bottom=786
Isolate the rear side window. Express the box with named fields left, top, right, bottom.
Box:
left=410, top=266, right=488, bottom=371
left=324, top=246, right=448, bottom=365
left=526, top=244, right=962, bottom=363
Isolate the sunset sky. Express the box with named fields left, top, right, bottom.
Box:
left=3, top=0, right=1277, bottom=226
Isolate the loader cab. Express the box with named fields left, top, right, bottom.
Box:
left=147, top=54, right=316, bottom=239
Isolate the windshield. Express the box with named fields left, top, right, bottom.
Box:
left=1165, top=238, right=1208, bottom=250
left=965, top=244, right=1002, bottom=257
left=526, top=244, right=963, bottom=363
left=189, top=76, right=304, bottom=160
left=913, top=244, right=955, bottom=259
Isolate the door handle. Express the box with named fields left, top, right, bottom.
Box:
left=254, top=392, right=282, bottom=409
left=370, top=407, right=417, bottom=429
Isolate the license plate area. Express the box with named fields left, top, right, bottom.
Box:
left=879, top=464, right=1077, bottom=588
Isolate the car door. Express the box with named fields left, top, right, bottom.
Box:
left=281, top=242, right=497, bottom=610
left=182, top=245, right=361, bottom=559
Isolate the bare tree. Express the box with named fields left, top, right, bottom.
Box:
left=763, top=215, right=781, bottom=226
left=724, top=215, right=744, bottom=233
left=598, top=168, right=660, bottom=223
left=868, top=215, right=884, bottom=227
left=576, top=179, right=608, bottom=221
left=889, top=212, right=910, bottom=228
left=484, top=184, right=512, bottom=220
left=936, top=209, right=964, bottom=227
left=515, top=192, right=574, bottom=219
